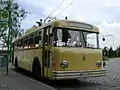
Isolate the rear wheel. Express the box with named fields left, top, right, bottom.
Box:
left=33, top=60, right=41, bottom=78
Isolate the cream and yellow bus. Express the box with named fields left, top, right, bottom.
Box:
left=12, top=19, right=106, bottom=80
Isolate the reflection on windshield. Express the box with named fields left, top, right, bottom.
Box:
left=86, top=33, right=98, bottom=48
left=52, top=28, right=98, bottom=48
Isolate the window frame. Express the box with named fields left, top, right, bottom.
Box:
left=51, top=27, right=100, bottom=49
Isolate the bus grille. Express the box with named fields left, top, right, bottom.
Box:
left=52, top=70, right=106, bottom=79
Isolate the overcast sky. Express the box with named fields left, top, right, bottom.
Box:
left=16, top=0, right=120, bottom=49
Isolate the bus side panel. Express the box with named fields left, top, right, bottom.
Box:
left=23, top=48, right=43, bottom=72
left=14, top=48, right=43, bottom=72
left=14, top=50, right=24, bottom=68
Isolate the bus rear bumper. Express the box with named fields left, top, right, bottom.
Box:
left=51, top=70, right=107, bottom=80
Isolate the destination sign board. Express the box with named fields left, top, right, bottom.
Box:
left=68, top=21, right=93, bottom=30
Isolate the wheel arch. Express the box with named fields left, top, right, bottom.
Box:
left=32, top=56, right=41, bottom=72
left=15, top=56, right=18, bottom=68
left=14, top=56, right=18, bottom=65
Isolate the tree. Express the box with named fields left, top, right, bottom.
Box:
left=0, top=0, right=28, bottom=45
left=115, top=47, right=119, bottom=57
left=108, top=46, right=114, bottom=58
left=116, top=45, right=120, bottom=57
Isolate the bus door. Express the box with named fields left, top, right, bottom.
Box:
left=43, top=26, right=52, bottom=77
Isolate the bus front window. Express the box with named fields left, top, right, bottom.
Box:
left=53, top=28, right=99, bottom=48
left=53, top=28, right=82, bottom=47
left=82, top=32, right=99, bottom=48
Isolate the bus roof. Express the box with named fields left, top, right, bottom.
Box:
left=13, top=19, right=99, bottom=42
left=51, top=20, right=99, bottom=32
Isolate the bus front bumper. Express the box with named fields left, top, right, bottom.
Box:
left=51, top=70, right=107, bottom=80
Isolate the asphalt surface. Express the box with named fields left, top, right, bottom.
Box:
left=6, top=58, right=120, bottom=90
left=0, top=64, right=55, bottom=90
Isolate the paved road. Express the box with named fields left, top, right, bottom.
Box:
left=0, top=64, right=55, bottom=90
left=5, top=58, right=120, bottom=90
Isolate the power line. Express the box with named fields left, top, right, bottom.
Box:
left=44, top=0, right=64, bottom=22
left=54, top=0, right=77, bottom=18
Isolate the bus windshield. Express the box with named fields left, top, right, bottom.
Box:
left=52, top=28, right=99, bottom=48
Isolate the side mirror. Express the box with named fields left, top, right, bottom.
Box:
left=102, top=37, right=105, bottom=41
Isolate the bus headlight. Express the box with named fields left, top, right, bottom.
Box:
left=60, top=60, right=68, bottom=68
left=96, top=61, right=102, bottom=67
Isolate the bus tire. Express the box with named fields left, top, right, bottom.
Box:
left=32, top=58, right=41, bottom=78
left=15, top=57, right=18, bottom=70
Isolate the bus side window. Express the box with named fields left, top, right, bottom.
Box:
left=21, top=40, right=24, bottom=49
left=24, top=38, right=28, bottom=49
left=17, top=40, right=22, bottom=50
left=28, top=37, right=34, bottom=48
left=53, top=28, right=58, bottom=46
left=17, top=41, right=20, bottom=50
left=34, top=32, right=42, bottom=47
left=14, top=42, right=17, bottom=50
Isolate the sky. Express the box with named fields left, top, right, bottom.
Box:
left=16, top=0, right=120, bottom=49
